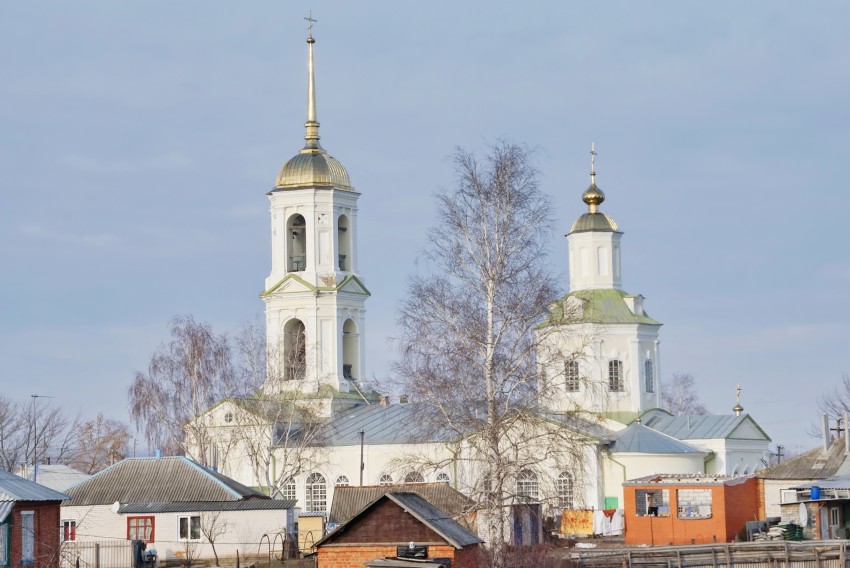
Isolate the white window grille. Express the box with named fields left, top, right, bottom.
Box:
left=516, top=470, right=539, bottom=501
left=565, top=360, right=580, bottom=392
left=557, top=472, right=574, bottom=509
left=379, top=473, right=394, bottom=486
left=608, top=360, right=624, bottom=392
left=436, top=472, right=451, bottom=483
left=282, top=477, right=296, bottom=501
left=305, top=473, right=327, bottom=513
left=404, top=471, right=425, bottom=483
left=335, top=475, right=350, bottom=487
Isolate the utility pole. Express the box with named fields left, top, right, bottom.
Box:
left=359, top=430, right=365, bottom=486
left=30, top=394, right=54, bottom=484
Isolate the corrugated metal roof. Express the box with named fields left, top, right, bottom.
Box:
left=19, top=464, right=91, bottom=492
left=318, top=492, right=482, bottom=549
left=791, top=475, right=850, bottom=490
left=758, top=438, right=850, bottom=480
left=610, top=423, right=703, bottom=454
left=119, top=498, right=296, bottom=513
left=63, top=456, right=267, bottom=506
left=328, top=483, right=475, bottom=526
left=319, top=404, right=456, bottom=446
left=0, top=469, right=70, bottom=502
left=641, top=411, right=767, bottom=441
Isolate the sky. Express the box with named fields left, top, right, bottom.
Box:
left=1, top=2, right=849, bottom=456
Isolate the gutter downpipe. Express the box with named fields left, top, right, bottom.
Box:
left=605, top=443, right=627, bottom=509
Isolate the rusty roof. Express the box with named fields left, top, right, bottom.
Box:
left=758, top=438, right=850, bottom=481
left=327, top=483, right=474, bottom=526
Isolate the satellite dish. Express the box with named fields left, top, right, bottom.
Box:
left=799, top=502, right=807, bottom=526
left=111, top=501, right=120, bottom=514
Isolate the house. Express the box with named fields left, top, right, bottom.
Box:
left=783, top=476, right=850, bottom=539
left=0, top=469, right=70, bottom=568
left=16, top=464, right=91, bottom=493
left=315, top=492, right=482, bottom=568
left=61, top=456, right=297, bottom=564
left=757, top=422, right=849, bottom=521
left=623, top=474, right=758, bottom=545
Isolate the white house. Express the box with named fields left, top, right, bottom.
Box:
left=61, top=456, right=296, bottom=564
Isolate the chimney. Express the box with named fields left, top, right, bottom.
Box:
left=823, top=415, right=830, bottom=452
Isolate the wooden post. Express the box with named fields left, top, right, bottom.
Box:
left=95, top=543, right=100, bottom=568
left=784, top=542, right=790, bottom=567
left=841, top=541, right=846, bottom=568
left=814, top=546, right=821, bottom=568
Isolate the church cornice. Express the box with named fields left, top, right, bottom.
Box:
left=260, top=273, right=372, bottom=298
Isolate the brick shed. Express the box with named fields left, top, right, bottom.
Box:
left=1, top=469, right=70, bottom=568
left=623, top=474, right=758, bottom=545
left=315, top=492, right=483, bottom=568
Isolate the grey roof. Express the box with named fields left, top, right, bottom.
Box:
left=19, top=464, right=91, bottom=492
left=328, top=483, right=475, bottom=526
left=365, top=559, right=449, bottom=568
left=610, top=422, right=703, bottom=454
left=624, top=473, right=752, bottom=486
left=0, top=469, right=70, bottom=502
left=319, top=403, right=456, bottom=446
left=641, top=409, right=770, bottom=441
left=119, top=498, right=296, bottom=514
left=759, top=438, right=849, bottom=481
left=63, top=456, right=267, bottom=506
left=317, top=492, right=482, bottom=549
left=791, top=475, right=850, bottom=490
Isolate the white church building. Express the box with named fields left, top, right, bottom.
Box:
left=193, top=28, right=771, bottom=526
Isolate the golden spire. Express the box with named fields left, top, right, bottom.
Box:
left=582, top=142, right=605, bottom=214
left=303, top=11, right=321, bottom=151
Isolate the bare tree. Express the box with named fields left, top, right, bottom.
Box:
left=817, top=373, right=850, bottom=422
left=70, top=413, right=131, bottom=474
left=0, top=395, right=76, bottom=472
left=394, top=142, right=585, bottom=567
left=128, top=315, right=246, bottom=460
left=199, top=511, right=229, bottom=566
left=660, top=373, right=708, bottom=415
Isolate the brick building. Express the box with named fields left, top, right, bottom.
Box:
left=0, top=469, right=70, bottom=568
left=315, top=492, right=482, bottom=568
left=623, top=474, right=758, bottom=545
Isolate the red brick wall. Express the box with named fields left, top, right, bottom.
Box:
left=325, top=499, right=445, bottom=543
left=9, top=501, right=62, bottom=568
left=624, top=480, right=758, bottom=546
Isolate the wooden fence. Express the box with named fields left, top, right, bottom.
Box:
left=569, top=540, right=850, bottom=568
left=60, top=541, right=133, bottom=568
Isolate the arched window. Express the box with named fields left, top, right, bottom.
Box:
left=283, top=319, right=306, bottom=381
left=305, top=473, right=327, bottom=513
left=335, top=475, right=350, bottom=487
left=557, top=472, right=574, bottom=509
left=645, top=360, right=655, bottom=393
left=608, top=360, right=624, bottom=392
left=516, top=469, right=539, bottom=501
left=281, top=477, right=296, bottom=502
left=565, top=359, right=580, bottom=392
left=337, top=214, right=350, bottom=271
left=378, top=473, right=394, bottom=486
left=404, top=471, right=425, bottom=483
left=342, top=319, right=359, bottom=382
left=287, top=214, right=307, bottom=272
left=436, top=472, right=451, bottom=483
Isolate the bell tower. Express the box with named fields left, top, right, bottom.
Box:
left=261, top=19, right=370, bottom=400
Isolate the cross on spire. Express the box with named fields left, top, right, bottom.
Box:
left=305, top=11, right=317, bottom=38
left=590, top=142, right=597, bottom=174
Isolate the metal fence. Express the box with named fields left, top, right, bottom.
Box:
left=570, top=540, right=850, bottom=568
left=60, top=541, right=133, bottom=568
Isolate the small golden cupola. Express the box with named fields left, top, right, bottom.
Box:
left=274, top=21, right=352, bottom=191
left=569, top=143, right=619, bottom=234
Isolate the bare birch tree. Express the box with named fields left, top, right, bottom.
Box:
left=660, top=373, right=708, bottom=415
left=0, top=395, right=76, bottom=472
left=128, top=315, right=243, bottom=460
left=70, top=413, right=131, bottom=474
left=394, top=142, right=585, bottom=567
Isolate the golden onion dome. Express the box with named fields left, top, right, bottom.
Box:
left=273, top=30, right=353, bottom=191
left=568, top=145, right=619, bottom=234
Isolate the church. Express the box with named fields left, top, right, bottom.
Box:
left=192, top=27, right=771, bottom=528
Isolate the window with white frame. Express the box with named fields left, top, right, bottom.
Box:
left=644, top=360, right=654, bottom=393
left=436, top=472, right=451, bottom=483
left=178, top=516, right=201, bottom=541
left=305, top=473, right=327, bottom=513
left=281, top=478, right=296, bottom=501
left=565, top=360, right=580, bottom=392
left=21, top=511, right=34, bottom=563
left=378, top=473, right=394, bottom=485
left=557, top=472, right=574, bottom=509
left=335, top=475, right=350, bottom=487
left=61, top=520, right=77, bottom=542
left=404, top=471, right=424, bottom=483
left=516, top=470, right=539, bottom=501
left=608, top=360, right=624, bottom=392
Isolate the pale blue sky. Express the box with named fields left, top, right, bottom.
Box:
left=2, top=2, right=848, bottom=455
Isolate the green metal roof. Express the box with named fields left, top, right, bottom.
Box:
left=544, top=288, right=661, bottom=326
